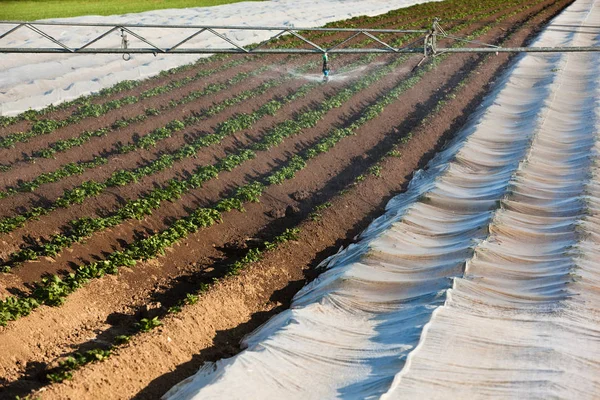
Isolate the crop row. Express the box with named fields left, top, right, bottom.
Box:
left=0, top=57, right=255, bottom=150
left=0, top=54, right=237, bottom=131
left=1, top=53, right=408, bottom=268
left=44, top=226, right=300, bottom=383
left=0, top=0, right=531, bottom=326
left=39, top=22, right=504, bottom=383
left=40, top=9, right=530, bottom=379
left=0, top=64, right=284, bottom=199
left=0, top=0, right=498, bottom=201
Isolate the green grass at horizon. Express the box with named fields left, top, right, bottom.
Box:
left=0, top=0, right=264, bottom=21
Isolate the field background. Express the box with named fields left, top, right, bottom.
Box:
left=1, top=0, right=589, bottom=398
left=0, top=0, right=261, bottom=21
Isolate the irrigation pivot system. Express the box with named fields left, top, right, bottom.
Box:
left=2, top=19, right=600, bottom=55
left=2, top=18, right=600, bottom=79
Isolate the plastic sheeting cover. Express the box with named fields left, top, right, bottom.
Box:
left=163, top=0, right=600, bottom=398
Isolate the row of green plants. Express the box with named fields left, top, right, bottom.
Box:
left=0, top=65, right=302, bottom=232
left=0, top=64, right=283, bottom=199
left=0, top=63, right=237, bottom=150
left=0, top=57, right=251, bottom=153
left=27, top=57, right=256, bottom=161
left=0, top=3, right=523, bottom=325
left=39, top=18, right=504, bottom=379
left=44, top=227, right=300, bottom=383
left=0, top=53, right=234, bottom=130
left=1, top=53, right=410, bottom=268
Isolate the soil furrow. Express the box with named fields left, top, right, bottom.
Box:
left=0, top=0, right=572, bottom=397
left=0, top=0, right=526, bottom=279
left=0, top=0, right=503, bottom=184
left=28, top=2, right=575, bottom=398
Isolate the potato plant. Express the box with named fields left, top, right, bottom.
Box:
left=0, top=0, right=529, bottom=328
left=2, top=53, right=408, bottom=266
left=0, top=57, right=246, bottom=150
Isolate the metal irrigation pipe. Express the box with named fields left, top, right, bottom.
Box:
left=2, top=19, right=600, bottom=55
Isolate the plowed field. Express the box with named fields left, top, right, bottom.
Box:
left=0, top=0, right=574, bottom=398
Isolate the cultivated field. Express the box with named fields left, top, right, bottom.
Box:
left=0, top=0, right=581, bottom=398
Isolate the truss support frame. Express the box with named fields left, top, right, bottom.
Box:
left=0, top=19, right=599, bottom=55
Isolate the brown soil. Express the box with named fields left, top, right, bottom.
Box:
left=0, top=0, right=519, bottom=287
left=0, top=0, right=573, bottom=398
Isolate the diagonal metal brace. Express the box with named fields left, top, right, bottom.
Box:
left=168, top=28, right=207, bottom=51
left=207, top=28, right=249, bottom=52
left=25, top=23, right=74, bottom=52
left=121, top=27, right=165, bottom=53
left=0, top=23, right=25, bottom=40
left=326, top=31, right=362, bottom=51
left=362, top=31, right=398, bottom=52
left=77, top=26, right=120, bottom=51
left=289, top=30, right=324, bottom=52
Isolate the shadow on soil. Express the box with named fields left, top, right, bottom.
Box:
left=128, top=37, right=530, bottom=399
left=1, top=10, right=550, bottom=396
left=131, top=281, right=304, bottom=400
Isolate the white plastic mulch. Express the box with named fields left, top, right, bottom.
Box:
left=162, top=0, right=600, bottom=398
